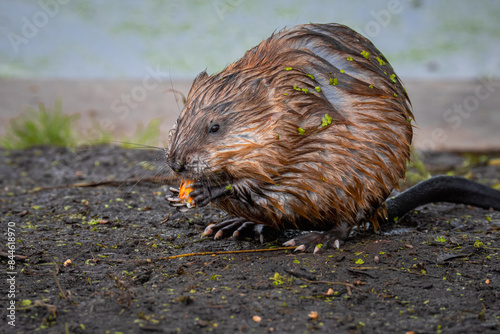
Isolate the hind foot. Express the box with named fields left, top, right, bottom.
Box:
left=283, top=222, right=351, bottom=253
left=203, top=218, right=279, bottom=243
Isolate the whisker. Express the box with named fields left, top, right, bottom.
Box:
left=201, top=160, right=225, bottom=188
left=169, top=71, right=182, bottom=115
left=108, top=140, right=164, bottom=150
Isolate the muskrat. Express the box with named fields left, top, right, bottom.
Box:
left=166, top=23, right=500, bottom=252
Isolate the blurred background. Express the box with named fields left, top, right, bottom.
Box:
left=1, top=0, right=499, bottom=150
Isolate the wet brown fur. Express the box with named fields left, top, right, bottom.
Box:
left=168, top=23, right=413, bottom=233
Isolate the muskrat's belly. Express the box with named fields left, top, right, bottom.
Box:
left=217, top=134, right=408, bottom=232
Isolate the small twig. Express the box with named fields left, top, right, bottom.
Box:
left=17, top=300, right=57, bottom=317
left=137, top=247, right=296, bottom=264
left=0, top=251, right=27, bottom=261
left=53, top=269, right=67, bottom=300
left=28, top=176, right=178, bottom=193
left=347, top=269, right=376, bottom=279
left=302, top=279, right=356, bottom=288
left=284, top=269, right=356, bottom=288
left=387, top=267, right=440, bottom=278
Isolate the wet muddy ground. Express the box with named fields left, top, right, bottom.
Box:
left=1, top=145, right=500, bottom=333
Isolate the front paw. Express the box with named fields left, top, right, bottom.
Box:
left=187, top=184, right=213, bottom=207
left=188, top=182, right=233, bottom=207
left=165, top=182, right=213, bottom=211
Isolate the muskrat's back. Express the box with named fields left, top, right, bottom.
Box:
left=167, top=23, right=413, bottom=239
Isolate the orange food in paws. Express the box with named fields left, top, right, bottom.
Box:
left=178, top=179, right=195, bottom=207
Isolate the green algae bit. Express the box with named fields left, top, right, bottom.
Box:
left=376, top=56, right=386, bottom=66
left=301, top=88, right=309, bottom=94
left=293, top=85, right=301, bottom=91
left=307, top=74, right=315, bottom=80
left=284, top=93, right=288, bottom=96
left=394, top=93, right=398, bottom=97
left=298, top=127, right=305, bottom=135
left=285, top=67, right=293, bottom=71
left=321, top=113, right=333, bottom=127
left=361, top=50, right=370, bottom=59
left=407, top=118, right=413, bottom=123
left=225, top=184, right=233, bottom=190
left=340, top=69, right=345, bottom=73
left=346, top=56, right=353, bottom=61
left=390, top=74, right=397, bottom=83
left=330, top=78, right=339, bottom=86
left=369, top=85, right=374, bottom=89
left=315, top=86, right=321, bottom=92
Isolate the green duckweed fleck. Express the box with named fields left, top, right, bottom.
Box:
left=376, top=56, right=386, bottom=66
left=340, top=69, right=345, bottom=73
left=298, top=127, right=305, bottom=135
left=369, top=85, right=374, bottom=89
left=390, top=74, right=397, bottom=83
left=361, top=50, right=370, bottom=59
left=347, top=56, right=353, bottom=61
left=225, top=184, right=233, bottom=191
left=285, top=67, right=293, bottom=71
left=330, top=78, right=339, bottom=86
left=284, top=93, right=288, bottom=96
left=394, top=93, right=398, bottom=97
left=321, top=113, right=333, bottom=127
left=307, top=74, right=315, bottom=80
left=315, top=86, right=321, bottom=92
left=301, top=88, right=309, bottom=94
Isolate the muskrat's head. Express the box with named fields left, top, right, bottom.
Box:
left=166, top=69, right=281, bottom=185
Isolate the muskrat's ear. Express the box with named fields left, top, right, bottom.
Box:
left=187, top=70, right=210, bottom=99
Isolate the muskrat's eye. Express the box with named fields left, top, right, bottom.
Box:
left=209, top=124, right=220, bottom=134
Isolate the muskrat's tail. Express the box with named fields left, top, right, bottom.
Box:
left=385, top=175, right=500, bottom=221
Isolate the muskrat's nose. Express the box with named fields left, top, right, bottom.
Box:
left=170, top=161, right=185, bottom=173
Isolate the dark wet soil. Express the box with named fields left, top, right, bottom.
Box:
left=1, top=146, right=500, bottom=333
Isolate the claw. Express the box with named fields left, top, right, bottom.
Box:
left=201, top=226, right=214, bottom=237
left=313, top=245, right=321, bottom=254
left=169, top=187, right=180, bottom=193
left=214, top=230, right=224, bottom=240
left=203, top=226, right=214, bottom=236
left=169, top=202, right=188, bottom=207
left=334, top=239, right=340, bottom=249
left=283, top=239, right=296, bottom=247
left=294, top=244, right=306, bottom=252
left=166, top=196, right=182, bottom=202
